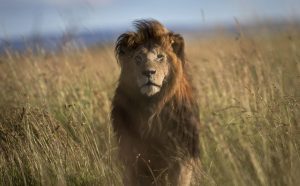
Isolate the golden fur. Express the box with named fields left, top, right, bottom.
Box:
left=111, top=19, right=200, bottom=186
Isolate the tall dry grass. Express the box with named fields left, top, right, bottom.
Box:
left=0, top=29, right=299, bottom=186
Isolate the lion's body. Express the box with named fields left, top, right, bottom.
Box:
left=111, top=20, right=200, bottom=186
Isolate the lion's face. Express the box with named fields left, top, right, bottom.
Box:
left=132, top=45, right=169, bottom=96
left=116, top=20, right=186, bottom=99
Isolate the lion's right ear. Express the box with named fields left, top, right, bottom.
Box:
left=169, top=33, right=185, bottom=63
left=115, top=32, right=136, bottom=58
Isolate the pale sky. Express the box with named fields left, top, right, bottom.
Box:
left=0, top=0, right=299, bottom=38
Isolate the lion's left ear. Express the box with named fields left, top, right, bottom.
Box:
left=115, top=32, right=136, bottom=58
left=170, top=33, right=185, bottom=63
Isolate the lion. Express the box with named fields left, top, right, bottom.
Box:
left=111, top=19, right=200, bottom=186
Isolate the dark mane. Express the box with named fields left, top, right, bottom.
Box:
left=115, top=19, right=185, bottom=66
left=115, top=19, right=169, bottom=57
left=133, top=19, right=168, bottom=43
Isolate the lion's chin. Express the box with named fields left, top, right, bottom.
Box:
left=140, top=85, right=160, bottom=97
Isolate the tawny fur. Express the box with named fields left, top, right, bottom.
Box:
left=111, top=19, right=200, bottom=186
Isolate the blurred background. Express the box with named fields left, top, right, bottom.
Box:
left=1, top=0, right=300, bottom=52
left=0, top=1, right=300, bottom=186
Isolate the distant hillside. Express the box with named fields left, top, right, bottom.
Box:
left=0, top=29, right=119, bottom=53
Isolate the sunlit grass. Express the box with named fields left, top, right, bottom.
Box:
left=0, top=30, right=299, bottom=185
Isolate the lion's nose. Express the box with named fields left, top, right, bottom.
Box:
left=142, top=69, right=156, bottom=77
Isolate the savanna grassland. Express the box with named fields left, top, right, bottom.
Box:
left=0, top=26, right=299, bottom=186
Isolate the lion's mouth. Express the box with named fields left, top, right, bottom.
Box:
left=140, top=81, right=162, bottom=96
left=144, top=81, right=162, bottom=88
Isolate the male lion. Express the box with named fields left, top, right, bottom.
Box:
left=111, top=19, right=200, bottom=186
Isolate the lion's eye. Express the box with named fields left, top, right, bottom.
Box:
left=135, top=55, right=142, bottom=65
left=157, top=54, right=165, bottom=61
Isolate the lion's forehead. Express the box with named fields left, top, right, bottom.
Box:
left=135, top=44, right=165, bottom=53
